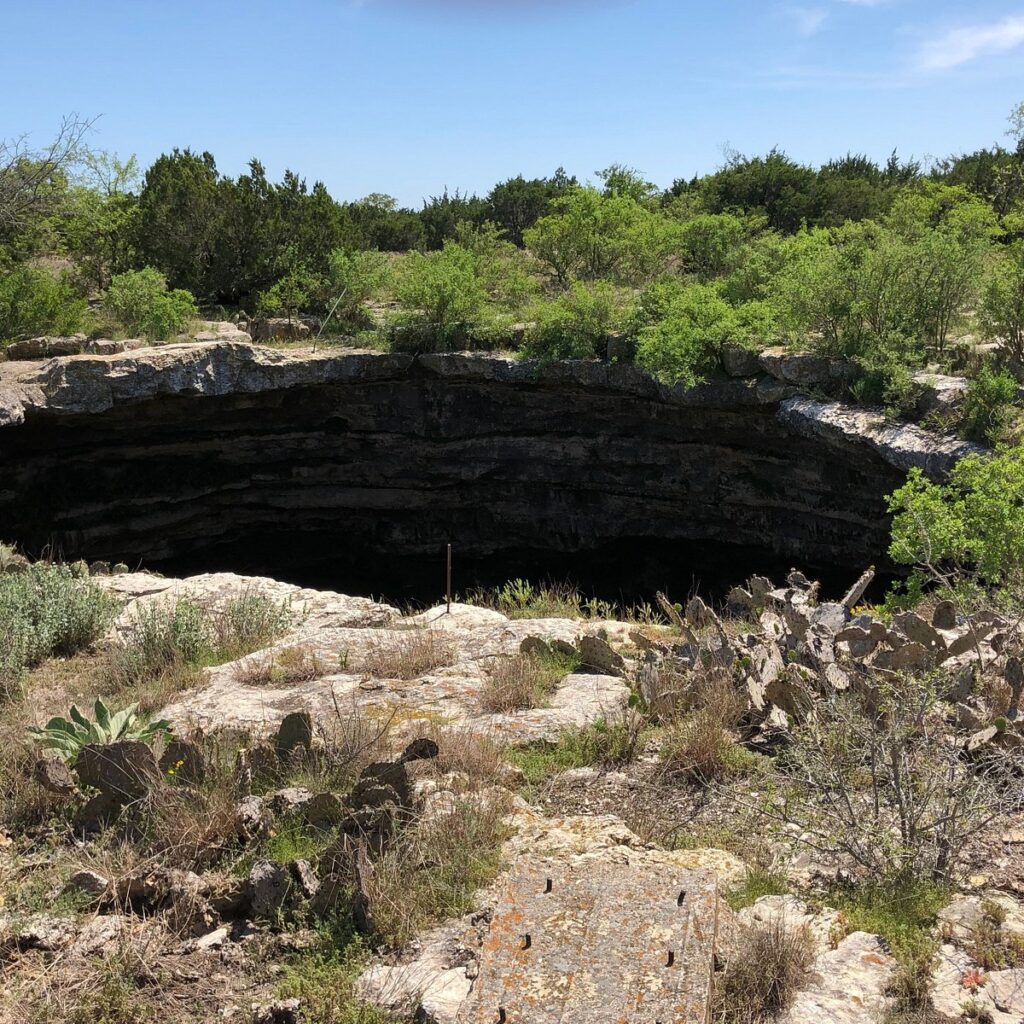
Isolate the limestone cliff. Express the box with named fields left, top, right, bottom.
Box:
left=0, top=341, right=983, bottom=577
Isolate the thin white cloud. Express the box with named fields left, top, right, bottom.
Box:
left=785, top=5, right=828, bottom=36
left=917, top=15, right=1024, bottom=71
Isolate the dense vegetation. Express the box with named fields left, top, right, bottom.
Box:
left=3, top=108, right=1024, bottom=438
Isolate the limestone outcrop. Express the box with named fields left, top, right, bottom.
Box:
left=0, top=341, right=982, bottom=578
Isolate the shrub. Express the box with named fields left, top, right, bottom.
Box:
left=365, top=795, right=509, bottom=946
left=981, top=240, right=1024, bottom=366
left=888, top=446, right=1024, bottom=586
left=323, top=248, right=390, bottom=328
left=768, top=670, right=1018, bottom=881
left=103, top=590, right=289, bottom=696
left=29, top=699, right=170, bottom=764
left=677, top=212, right=747, bottom=281
left=0, top=264, right=88, bottom=342
left=0, top=564, right=117, bottom=700
left=635, top=283, right=741, bottom=387
left=849, top=343, right=924, bottom=417
left=257, top=264, right=322, bottom=322
left=392, top=242, right=487, bottom=351
left=104, top=267, right=198, bottom=340
left=522, top=280, right=631, bottom=361
left=958, top=365, right=1018, bottom=444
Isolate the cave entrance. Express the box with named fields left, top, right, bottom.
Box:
left=147, top=535, right=893, bottom=612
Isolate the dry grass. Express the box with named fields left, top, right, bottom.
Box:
left=356, top=630, right=457, bottom=680
left=364, top=793, right=510, bottom=947
left=713, top=918, right=816, bottom=1023
left=660, top=674, right=751, bottom=783
left=479, top=651, right=561, bottom=713
left=234, top=644, right=326, bottom=688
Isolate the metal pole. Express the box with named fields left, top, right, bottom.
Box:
left=446, top=543, right=452, bottom=615
left=313, top=288, right=347, bottom=355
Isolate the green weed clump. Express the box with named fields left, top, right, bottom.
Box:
left=0, top=563, right=117, bottom=700
left=102, top=590, right=290, bottom=706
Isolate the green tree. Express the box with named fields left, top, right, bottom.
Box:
left=420, top=188, right=486, bottom=250
left=981, top=241, right=1024, bottom=364
left=323, top=248, right=390, bottom=328
left=61, top=151, right=140, bottom=291
left=393, top=242, right=486, bottom=349
left=0, top=265, right=88, bottom=342
left=523, top=281, right=631, bottom=361
left=104, top=267, right=198, bottom=340
left=135, top=149, right=220, bottom=296
left=524, top=187, right=673, bottom=286
left=256, top=265, right=321, bottom=323
left=889, top=447, right=1024, bottom=587
left=677, top=213, right=747, bottom=281
left=485, top=170, right=576, bottom=246
left=634, top=283, right=742, bottom=387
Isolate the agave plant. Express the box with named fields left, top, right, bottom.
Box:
left=29, top=698, right=171, bottom=763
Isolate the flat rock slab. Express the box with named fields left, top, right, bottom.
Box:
left=458, top=861, right=719, bottom=1024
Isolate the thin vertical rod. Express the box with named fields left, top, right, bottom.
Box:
left=446, top=543, right=453, bottom=615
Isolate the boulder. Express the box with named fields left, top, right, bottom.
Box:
left=932, top=600, right=957, bottom=630
left=275, top=712, right=313, bottom=760
left=577, top=635, right=625, bottom=676
left=158, top=738, right=208, bottom=787
left=5, top=335, right=85, bottom=360
left=249, top=860, right=292, bottom=919
left=33, top=756, right=77, bottom=796
left=65, top=869, right=110, bottom=897
left=913, top=372, right=969, bottom=416
left=720, top=343, right=761, bottom=377
left=758, top=347, right=857, bottom=390
left=251, top=318, right=310, bottom=342
left=303, top=791, right=346, bottom=827
left=75, top=741, right=159, bottom=800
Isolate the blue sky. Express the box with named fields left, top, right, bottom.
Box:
left=3, top=0, right=1024, bottom=206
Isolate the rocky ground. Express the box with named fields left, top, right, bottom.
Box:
left=3, top=563, right=1024, bottom=1023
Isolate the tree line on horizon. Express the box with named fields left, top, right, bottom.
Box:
left=2, top=106, right=1024, bottom=446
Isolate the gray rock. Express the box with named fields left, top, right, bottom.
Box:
left=275, top=712, right=313, bottom=759
left=159, top=738, right=208, bottom=787
left=913, top=372, right=968, bottom=416
left=14, top=914, right=78, bottom=950
left=303, top=791, right=346, bottom=827
left=577, top=635, right=625, bottom=676
left=721, top=343, right=761, bottom=377
left=249, top=860, right=292, bottom=919
left=289, top=859, right=320, bottom=900
left=75, top=741, right=159, bottom=800
left=65, top=870, right=110, bottom=897
left=5, top=335, right=85, bottom=360
left=892, top=612, right=946, bottom=654
left=758, top=348, right=857, bottom=389
left=268, top=786, right=314, bottom=816
left=73, top=790, right=123, bottom=833
left=235, top=795, right=272, bottom=841
left=932, top=600, right=957, bottom=630
left=33, top=756, right=77, bottom=796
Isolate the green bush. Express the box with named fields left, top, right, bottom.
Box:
left=0, top=564, right=118, bottom=700
left=981, top=241, right=1024, bottom=366
left=104, top=267, right=198, bottom=340
left=0, top=265, right=88, bottom=343
left=634, top=283, right=741, bottom=387
left=677, top=212, right=746, bottom=281
left=257, top=265, right=322, bottom=321
left=959, top=365, right=1019, bottom=444
left=323, top=248, right=390, bottom=328
left=849, top=343, right=924, bottom=417
left=522, top=281, right=631, bottom=361
left=392, top=242, right=487, bottom=351
left=888, top=445, right=1024, bottom=585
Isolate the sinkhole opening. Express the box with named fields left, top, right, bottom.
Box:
left=144, top=534, right=896, bottom=612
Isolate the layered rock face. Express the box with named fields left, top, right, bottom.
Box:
left=0, top=342, right=981, bottom=582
